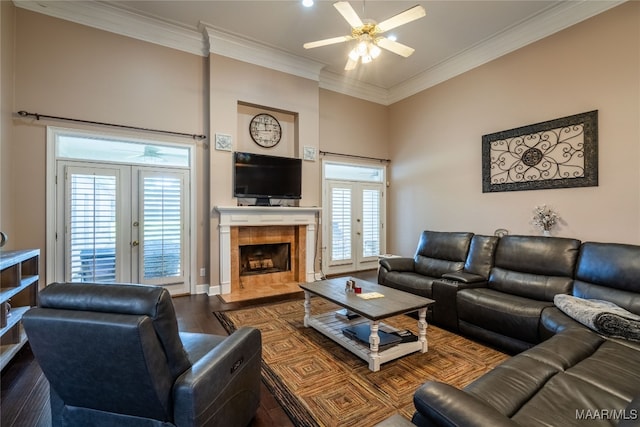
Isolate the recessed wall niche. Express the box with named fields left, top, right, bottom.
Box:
left=237, top=102, right=297, bottom=157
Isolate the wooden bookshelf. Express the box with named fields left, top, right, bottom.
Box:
left=0, top=249, right=40, bottom=370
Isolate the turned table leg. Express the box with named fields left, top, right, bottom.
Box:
left=418, top=307, right=428, bottom=353
left=368, top=320, right=381, bottom=372
left=303, top=291, right=311, bottom=327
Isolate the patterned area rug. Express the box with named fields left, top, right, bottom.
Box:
left=215, top=298, right=509, bottom=427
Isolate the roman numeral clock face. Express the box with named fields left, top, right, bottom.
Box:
left=249, top=113, right=282, bottom=148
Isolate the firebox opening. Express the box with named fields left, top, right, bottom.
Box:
left=240, top=243, right=291, bottom=276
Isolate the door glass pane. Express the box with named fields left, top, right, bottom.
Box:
left=68, top=173, right=117, bottom=282
left=58, top=134, right=189, bottom=167
left=362, top=189, right=381, bottom=258
left=331, top=187, right=352, bottom=261
left=142, top=175, right=183, bottom=281
left=325, top=163, right=383, bottom=182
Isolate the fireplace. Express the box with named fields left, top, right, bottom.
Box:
left=232, top=225, right=303, bottom=290
left=214, top=206, right=320, bottom=295
left=240, top=243, right=291, bottom=276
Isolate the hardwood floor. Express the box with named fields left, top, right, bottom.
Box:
left=0, top=270, right=377, bottom=427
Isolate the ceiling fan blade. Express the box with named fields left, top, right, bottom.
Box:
left=344, top=57, right=358, bottom=71
left=377, top=37, right=415, bottom=57
left=376, top=5, right=426, bottom=33
left=334, top=1, right=363, bottom=29
left=303, top=35, right=352, bottom=49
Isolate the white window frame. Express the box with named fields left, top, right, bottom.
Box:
left=46, top=126, right=198, bottom=294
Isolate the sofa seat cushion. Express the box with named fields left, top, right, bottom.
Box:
left=458, top=288, right=552, bottom=344
left=381, top=271, right=436, bottom=298
left=554, top=294, right=640, bottom=342
left=510, top=372, right=631, bottom=426
left=464, top=329, right=640, bottom=426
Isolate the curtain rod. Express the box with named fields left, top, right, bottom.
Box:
left=319, top=150, right=390, bottom=163
left=16, top=111, right=207, bottom=141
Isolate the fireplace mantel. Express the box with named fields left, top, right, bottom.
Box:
left=216, top=206, right=321, bottom=227
left=214, top=206, right=321, bottom=295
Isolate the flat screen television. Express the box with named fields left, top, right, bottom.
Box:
left=233, top=151, right=302, bottom=206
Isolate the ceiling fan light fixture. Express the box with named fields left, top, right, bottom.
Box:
left=307, top=1, right=426, bottom=71
left=357, top=40, right=368, bottom=55
left=345, top=35, right=380, bottom=68
left=370, top=44, right=381, bottom=59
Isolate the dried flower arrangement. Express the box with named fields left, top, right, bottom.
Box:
left=532, top=205, right=560, bottom=233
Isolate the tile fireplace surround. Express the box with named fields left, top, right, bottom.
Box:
left=213, top=206, right=321, bottom=295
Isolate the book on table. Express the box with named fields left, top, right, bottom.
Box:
left=335, top=308, right=360, bottom=320
left=342, top=323, right=403, bottom=349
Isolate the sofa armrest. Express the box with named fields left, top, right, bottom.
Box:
left=413, top=382, right=518, bottom=427
left=380, top=257, right=415, bottom=272
left=539, top=306, right=588, bottom=340
left=173, top=327, right=262, bottom=427
left=442, top=271, right=486, bottom=284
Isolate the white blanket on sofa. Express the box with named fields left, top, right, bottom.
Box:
left=554, top=294, right=640, bottom=342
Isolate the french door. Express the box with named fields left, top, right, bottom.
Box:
left=47, top=128, right=195, bottom=295
left=323, top=162, right=386, bottom=275
left=55, top=161, right=190, bottom=295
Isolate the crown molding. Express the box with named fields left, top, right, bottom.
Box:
left=13, top=0, right=207, bottom=56
left=387, top=0, right=626, bottom=105
left=13, top=0, right=626, bottom=105
left=200, top=23, right=324, bottom=82
left=319, top=71, right=389, bottom=105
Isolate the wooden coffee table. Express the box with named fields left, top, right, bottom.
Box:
left=299, top=277, right=434, bottom=372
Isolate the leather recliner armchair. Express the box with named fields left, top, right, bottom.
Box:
left=378, top=231, right=474, bottom=299
left=23, top=282, right=262, bottom=427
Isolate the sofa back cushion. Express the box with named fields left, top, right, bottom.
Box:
left=488, top=236, right=581, bottom=300
left=414, top=231, right=473, bottom=277
left=464, top=235, right=499, bottom=279
left=574, top=242, right=640, bottom=315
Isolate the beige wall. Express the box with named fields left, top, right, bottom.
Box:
left=208, top=54, right=320, bottom=207
left=319, top=88, right=389, bottom=161
left=0, top=1, right=15, bottom=247
left=388, top=2, right=640, bottom=255
left=9, top=9, right=208, bottom=286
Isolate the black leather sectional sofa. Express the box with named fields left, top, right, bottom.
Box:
left=378, top=231, right=640, bottom=426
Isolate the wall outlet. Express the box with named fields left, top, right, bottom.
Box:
left=200, top=268, right=206, bottom=277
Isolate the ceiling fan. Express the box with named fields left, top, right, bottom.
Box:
left=303, top=1, right=426, bottom=70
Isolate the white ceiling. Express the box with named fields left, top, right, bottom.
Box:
left=15, top=0, right=624, bottom=104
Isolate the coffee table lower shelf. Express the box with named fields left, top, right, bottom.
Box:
left=305, top=311, right=427, bottom=372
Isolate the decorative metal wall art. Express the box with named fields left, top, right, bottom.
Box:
left=482, top=110, right=598, bottom=193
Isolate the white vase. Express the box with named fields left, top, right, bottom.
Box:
left=543, top=230, right=551, bottom=237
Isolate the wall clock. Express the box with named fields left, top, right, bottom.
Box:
left=249, top=113, right=281, bottom=148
